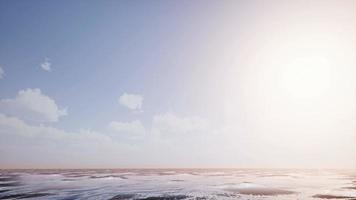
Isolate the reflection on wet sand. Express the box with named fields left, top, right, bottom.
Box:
left=0, top=192, right=53, bottom=199
left=109, top=194, right=189, bottom=200
left=0, top=169, right=355, bottom=200
left=225, top=183, right=295, bottom=196
left=312, top=194, right=356, bottom=199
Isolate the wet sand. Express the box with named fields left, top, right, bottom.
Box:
left=0, top=169, right=355, bottom=200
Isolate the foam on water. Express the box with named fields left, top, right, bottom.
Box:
left=0, top=169, right=355, bottom=200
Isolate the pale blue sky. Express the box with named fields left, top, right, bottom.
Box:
left=0, top=0, right=244, bottom=130
left=1, top=0, right=356, bottom=168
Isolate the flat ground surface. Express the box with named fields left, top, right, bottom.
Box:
left=0, top=169, right=355, bottom=200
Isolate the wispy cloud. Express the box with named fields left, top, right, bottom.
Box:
left=152, top=113, right=208, bottom=137
left=0, top=113, right=124, bottom=168
left=0, top=66, right=4, bottom=79
left=0, top=88, right=67, bottom=122
left=40, top=58, right=51, bottom=71
left=119, top=93, right=143, bottom=112
left=0, top=112, right=214, bottom=168
left=109, top=120, right=145, bottom=138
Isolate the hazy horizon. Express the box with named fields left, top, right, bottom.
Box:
left=1, top=0, right=356, bottom=169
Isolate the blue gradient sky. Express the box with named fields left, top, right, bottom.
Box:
left=1, top=0, right=356, bottom=168
left=0, top=0, right=241, bottom=129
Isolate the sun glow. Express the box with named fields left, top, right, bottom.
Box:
left=281, top=56, right=331, bottom=100
left=223, top=4, right=356, bottom=167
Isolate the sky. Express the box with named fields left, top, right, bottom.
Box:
left=0, top=0, right=356, bottom=169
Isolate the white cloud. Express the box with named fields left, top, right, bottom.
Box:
left=152, top=113, right=208, bottom=136
left=0, top=113, right=220, bottom=168
left=0, top=66, right=4, bottom=79
left=109, top=120, right=145, bottom=136
left=40, top=58, right=51, bottom=71
left=0, top=88, right=67, bottom=122
left=119, top=93, right=143, bottom=111
left=0, top=114, right=127, bottom=168
left=0, top=112, right=111, bottom=148
left=1, top=111, right=355, bottom=168
left=0, top=113, right=67, bottom=139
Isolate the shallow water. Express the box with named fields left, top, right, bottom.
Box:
left=0, top=169, right=355, bottom=199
